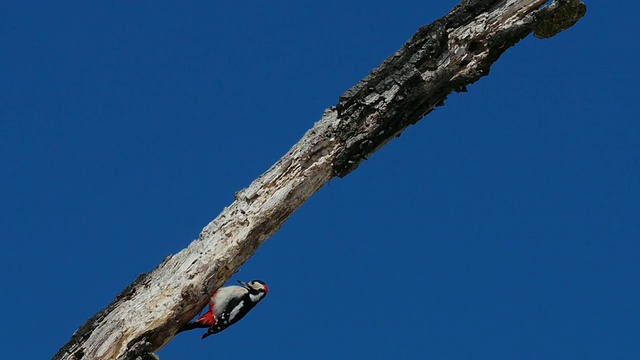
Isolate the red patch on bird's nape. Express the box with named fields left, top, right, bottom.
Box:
left=263, top=284, right=268, bottom=294
left=195, top=308, right=216, bottom=327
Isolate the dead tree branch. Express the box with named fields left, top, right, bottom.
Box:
left=53, top=1, right=586, bottom=359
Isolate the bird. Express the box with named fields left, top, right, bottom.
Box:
left=178, top=280, right=268, bottom=339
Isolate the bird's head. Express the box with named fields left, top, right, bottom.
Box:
left=238, top=280, right=268, bottom=302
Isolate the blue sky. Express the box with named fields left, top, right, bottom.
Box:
left=2, top=1, right=639, bottom=359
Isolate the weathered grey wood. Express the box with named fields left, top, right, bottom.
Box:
left=53, top=1, right=586, bottom=359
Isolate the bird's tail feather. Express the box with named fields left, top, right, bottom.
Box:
left=176, top=321, right=205, bottom=334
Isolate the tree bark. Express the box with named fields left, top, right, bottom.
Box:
left=53, top=1, right=586, bottom=359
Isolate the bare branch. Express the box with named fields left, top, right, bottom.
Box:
left=53, top=1, right=586, bottom=359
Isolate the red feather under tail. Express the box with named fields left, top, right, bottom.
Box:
left=176, top=308, right=216, bottom=334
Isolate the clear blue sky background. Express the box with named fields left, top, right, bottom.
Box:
left=2, top=1, right=638, bottom=359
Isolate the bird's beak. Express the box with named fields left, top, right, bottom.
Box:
left=237, top=280, right=249, bottom=289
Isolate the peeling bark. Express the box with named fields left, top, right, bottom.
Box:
left=53, top=1, right=586, bottom=359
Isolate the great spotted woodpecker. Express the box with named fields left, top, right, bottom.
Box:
left=178, top=280, right=268, bottom=338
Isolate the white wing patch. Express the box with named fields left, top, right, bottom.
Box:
left=229, top=300, right=244, bottom=321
